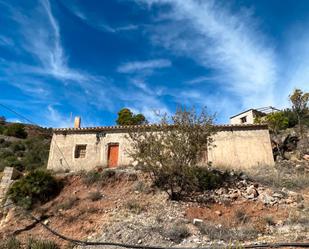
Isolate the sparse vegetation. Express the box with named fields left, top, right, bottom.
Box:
left=125, top=199, right=144, bottom=214
left=82, top=169, right=116, bottom=186
left=8, top=170, right=61, bottom=209
left=88, top=191, right=102, bottom=201
left=196, top=222, right=258, bottom=241
left=27, top=238, right=59, bottom=249
left=56, top=197, right=79, bottom=210
left=165, top=223, right=190, bottom=243
left=0, top=237, right=21, bottom=249
left=4, top=123, right=27, bottom=139
left=248, top=164, right=309, bottom=190
left=235, top=210, right=250, bottom=224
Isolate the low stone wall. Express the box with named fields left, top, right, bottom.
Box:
left=0, top=167, right=22, bottom=205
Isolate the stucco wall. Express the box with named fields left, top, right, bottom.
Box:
left=47, top=126, right=274, bottom=172
left=230, top=110, right=255, bottom=125
left=208, top=128, right=274, bottom=169
left=47, top=132, right=133, bottom=171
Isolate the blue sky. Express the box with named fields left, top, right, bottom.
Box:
left=0, top=0, right=309, bottom=127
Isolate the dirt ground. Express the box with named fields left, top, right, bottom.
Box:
left=0, top=172, right=308, bottom=248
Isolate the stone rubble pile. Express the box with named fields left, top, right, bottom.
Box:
left=198, top=178, right=304, bottom=207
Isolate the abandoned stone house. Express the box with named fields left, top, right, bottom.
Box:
left=47, top=117, right=275, bottom=172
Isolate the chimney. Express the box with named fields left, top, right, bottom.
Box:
left=74, top=116, right=81, bottom=128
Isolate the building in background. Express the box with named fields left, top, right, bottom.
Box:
left=230, top=106, right=280, bottom=125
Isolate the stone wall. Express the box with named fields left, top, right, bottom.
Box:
left=0, top=167, right=21, bottom=205
left=47, top=126, right=275, bottom=172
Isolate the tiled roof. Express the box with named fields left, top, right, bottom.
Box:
left=53, top=123, right=268, bottom=133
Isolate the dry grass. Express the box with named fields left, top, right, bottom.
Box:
left=125, top=199, right=145, bottom=214
left=196, top=223, right=258, bottom=242
left=164, top=223, right=190, bottom=243
left=56, top=197, right=79, bottom=211
left=87, top=191, right=102, bottom=201
left=245, top=164, right=309, bottom=190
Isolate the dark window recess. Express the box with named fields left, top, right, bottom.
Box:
left=240, top=116, right=247, bottom=123
left=75, top=145, right=87, bottom=158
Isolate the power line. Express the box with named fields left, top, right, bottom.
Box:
left=0, top=102, right=71, bottom=169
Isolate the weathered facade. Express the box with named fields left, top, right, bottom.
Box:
left=230, top=109, right=265, bottom=125
left=47, top=123, right=275, bottom=172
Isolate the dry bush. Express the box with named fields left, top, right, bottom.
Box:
left=128, top=107, right=217, bottom=200
left=125, top=199, right=144, bottom=214
left=165, top=223, right=190, bottom=243
left=88, top=191, right=102, bottom=201
left=264, top=216, right=275, bottom=226
left=196, top=223, right=258, bottom=242
left=234, top=210, right=250, bottom=224
left=56, top=197, right=79, bottom=211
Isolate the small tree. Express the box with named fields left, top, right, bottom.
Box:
left=289, top=89, right=309, bottom=134
left=128, top=107, right=216, bottom=200
left=265, top=112, right=289, bottom=134
left=116, top=108, right=148, bottom=125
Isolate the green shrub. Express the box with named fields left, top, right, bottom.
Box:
left=27, top=238, right=59, bottom=249
left=193, top=167, right=226, bottom=191
left=8, top=170, right=61, bottom=209
left=0, top=149, right=14, bottom=158
left=82, top=169, right=116, bottom=186
left=10, top=142, right=26, bottom=152
left=0, top=125, right=5, bottom=135
left=5, top=156, right=25, bottom=171
left=0, top=237, right=21, bottom=249
left=22, top=138, right=50, bottom=170
left=5, top=123, right=27, bottom=138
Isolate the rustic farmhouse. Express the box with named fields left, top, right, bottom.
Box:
left=47, top=117, right=275, bottom=171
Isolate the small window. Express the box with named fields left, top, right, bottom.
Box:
left=75, top=145, right=87, bottom=158
left=240, top=116, right=247, bottom=123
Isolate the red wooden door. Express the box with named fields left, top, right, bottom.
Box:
left=108, top=144, right=119, bottom=167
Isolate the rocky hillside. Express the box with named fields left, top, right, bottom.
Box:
left=0, top=121, right=51, bottom=172
left=0, top=164, right=308, bottom=248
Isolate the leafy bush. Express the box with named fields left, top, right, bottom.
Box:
left=27, top=238, right=59, bottom=249
left=8, top=170, right=61, bottom=209
left=5, top=123, right=27, bottom=138
left=10, top=142, right=26, bottom=152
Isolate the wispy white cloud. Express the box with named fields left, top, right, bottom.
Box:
left=185, top=76, right=223, bottom=85
left=61, top=2, right=139, bottom=34
left=117, top=59, right=171, bottom=73
left=46, top=105, right=71, bottom=128
left=137, top=0, right=278, bottom=112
